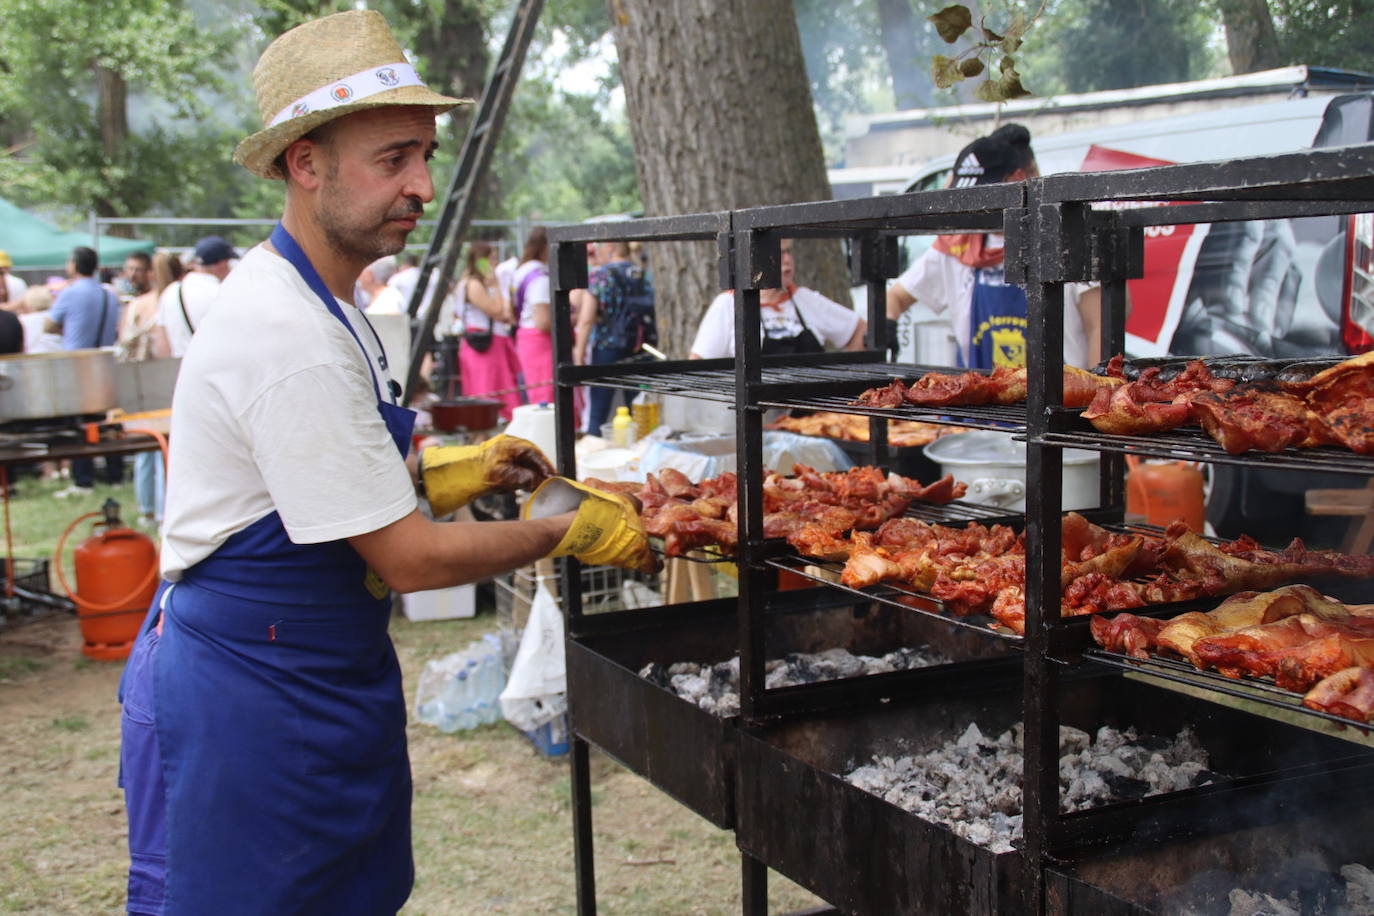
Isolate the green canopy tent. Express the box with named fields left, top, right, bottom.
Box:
left=0, top=197, right=153, bottom=270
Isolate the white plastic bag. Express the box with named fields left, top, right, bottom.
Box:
left=498, top=582, right=567, bottom=732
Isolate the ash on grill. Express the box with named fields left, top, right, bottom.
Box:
left=638, top=647, right=948, bottom=717
left=1179, top=863, right=1374, bottom=916
left=845, top=723, right=1218, bottom=853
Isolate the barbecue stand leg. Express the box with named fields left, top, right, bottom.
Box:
left=571, top=735, right=597, bottom=915
left=742, top=852, right=767, bottom=915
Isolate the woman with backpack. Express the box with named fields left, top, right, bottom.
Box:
left=456, top=241, right=523, bottom=420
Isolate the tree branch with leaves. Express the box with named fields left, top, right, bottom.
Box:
left=928, top=2, right=1044, bottom=102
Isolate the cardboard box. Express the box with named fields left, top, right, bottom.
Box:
left=402, top=583, right=476, bottom=621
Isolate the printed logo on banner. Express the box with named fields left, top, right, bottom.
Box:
left=1078, top=145, right=1198, bottom=356
left=376, top=68, right=399, bottom=87
left=331, top=84, right=353, bottom=103
left=291, top=102, right=310, bottom=118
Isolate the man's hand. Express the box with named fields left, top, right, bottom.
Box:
left=421, top=434, right=555, bottom=516
left=522, top=477, right=657, bottom=573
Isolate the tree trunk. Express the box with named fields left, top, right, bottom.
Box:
left=875, top=0, right=926, bottom=111
left=1216, top=0, right=1283, bottom=73
left=609, top=0, right=850, bottom=357
left=94, top=63, right=134, bottom=236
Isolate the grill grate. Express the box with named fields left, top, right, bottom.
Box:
left=764, top=554, right=1023, bottom=642
left=1083, top=647, right=1374, bottom=734
left=1034, top=427, right=1374, bottom=477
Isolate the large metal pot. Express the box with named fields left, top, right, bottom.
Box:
left=923, top=429, right=1101, bottom=511
left=0, top=349, right=117, bottom=422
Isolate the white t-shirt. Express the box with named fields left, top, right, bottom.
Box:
left=159, top=244, right=417, bottom=580
left=156, top=271, right=221, bottom=358
left=3, top=274, right=28, bottom=304
left=512, top=260, right=549, bottom=330
left=690, top=287, right=862, bottom=359
left=457, top=275, right=511, bottom=337
left=18, top=311, right=60, bottom=353
left=893, top=242, right=1095, bottom=369
left=364, top=285, right=405, bottom=316
left=495, top=256, right=518, bottom=305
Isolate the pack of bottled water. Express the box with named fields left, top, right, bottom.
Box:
left=415, top=632, right=512, bottom=733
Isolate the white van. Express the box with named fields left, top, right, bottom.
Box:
left=881, top=92, right=1374, bottom=363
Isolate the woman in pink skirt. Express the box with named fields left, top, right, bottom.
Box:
left=457, top=241, right=523, bottom=420
left=512, top=226, right=556, bottom=406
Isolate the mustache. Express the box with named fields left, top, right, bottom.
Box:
left=387, top=198, right=424, bottom=220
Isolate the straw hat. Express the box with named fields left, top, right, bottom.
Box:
left=233, top=10, right=468, bottom=180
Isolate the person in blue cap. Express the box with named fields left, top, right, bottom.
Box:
left=150, top=235, right=238, bottom=358
left=116, top=10, right=653, bottom=916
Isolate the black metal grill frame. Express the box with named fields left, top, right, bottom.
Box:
left=546, top=140, right=1374, bottom=915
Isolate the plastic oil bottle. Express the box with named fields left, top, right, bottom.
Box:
left=632, top=389, right=660, bottom=440
left=612, top=406, right=634, bottom=447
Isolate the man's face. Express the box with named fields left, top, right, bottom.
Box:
left=311, top=107, right=438, bottom=266
left=123, top=258, right=150, bottom=294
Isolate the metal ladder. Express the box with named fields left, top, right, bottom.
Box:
left=402, top=0, right=546, bottom=402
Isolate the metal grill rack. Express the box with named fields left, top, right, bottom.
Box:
left=545, top=140, right=1374, bottom=916
left=1084, top=647, right=1374, bottom=735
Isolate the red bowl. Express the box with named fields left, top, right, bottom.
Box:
left=430, top=398, right=503, bottom=432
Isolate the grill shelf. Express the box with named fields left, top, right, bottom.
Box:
left=765, top=553, right=1022, bottom=642
left=1034, top=423, right=1374, bottom=477
left=1082, top=647, right=1374, bottom=734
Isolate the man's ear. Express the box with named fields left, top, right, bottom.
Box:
left=282, top=139, right=325, bottom=190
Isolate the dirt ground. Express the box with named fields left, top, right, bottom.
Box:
left=0, top=609, right=821, bottom=915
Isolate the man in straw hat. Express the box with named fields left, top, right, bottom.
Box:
left=117, top=11, right=652, bottom=914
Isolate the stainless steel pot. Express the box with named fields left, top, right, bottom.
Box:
left=0, top=349, right=118, bottom=421
left=923, top=429, right=1101, bottom=511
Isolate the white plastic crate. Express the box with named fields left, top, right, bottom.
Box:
left=495, top=561, right=643, bottom=629
left=402, top=583, right=476, bottom=621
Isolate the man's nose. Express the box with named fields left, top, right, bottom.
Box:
left=404, top=160, right=435, bottom=204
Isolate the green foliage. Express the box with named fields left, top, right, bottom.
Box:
left=0, top=0, right=241, bottom=220
left=483, top=58, right=640, bottom=221
left=1269, top=0, right=1374, bottom=73
left=1020, top=0, right=1219, bottom=95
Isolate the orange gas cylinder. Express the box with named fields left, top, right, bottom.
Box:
left=61, top=500, right=159, bottom=661
left=1126, top=457, right=1206, bottom=533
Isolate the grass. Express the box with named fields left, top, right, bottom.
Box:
left=0, top=479, right=824, bottom=915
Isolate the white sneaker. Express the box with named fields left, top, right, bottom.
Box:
left=52, top=485, right=94, bottom=499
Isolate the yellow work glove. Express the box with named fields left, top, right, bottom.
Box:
left=522, top=478, right=658, bottom=573
left=420, top=435, right=555, bottom=517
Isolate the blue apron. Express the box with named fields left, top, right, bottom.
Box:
left=965, top=265, right=1029, bottom=370
left=119, top=224, right=417, bottom=915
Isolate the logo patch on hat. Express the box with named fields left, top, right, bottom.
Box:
left=376, top=67, right=399, bottom=87
left=291, top=102, right=310, bottom=118
left=330, top=83, right=353, bottom=102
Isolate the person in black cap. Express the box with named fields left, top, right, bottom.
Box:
left=886, top=123, right=1102, bottom=370
left=151, top=235, right=238, bottom=357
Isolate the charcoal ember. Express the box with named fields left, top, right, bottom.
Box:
left=1227, top=888, right=1301, bottom=916
left=645, top=646, right=949, bottom=715
left=844, top=723, right=1215, bottom=852
left=1102, top=773, right=1152, bottom=799
left=1344, top=863, right=1374, bottom=912
left=638, top=662, right=670, bottom=689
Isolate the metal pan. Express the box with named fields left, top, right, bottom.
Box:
left=0, top=349, right=117, bottom=421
